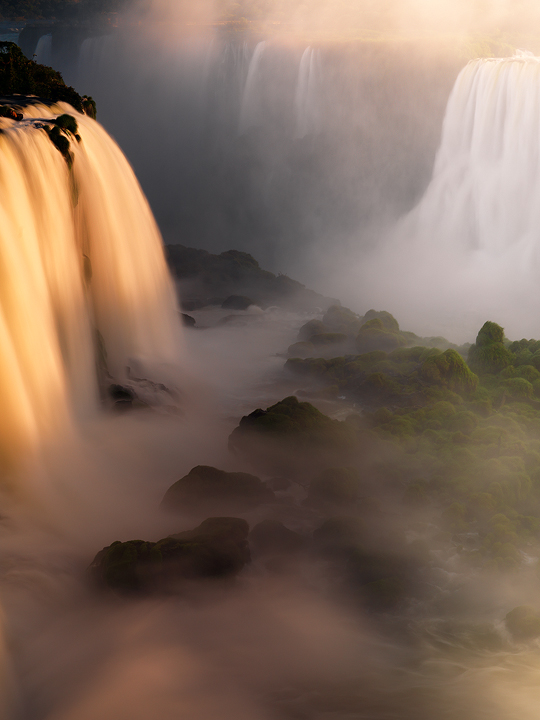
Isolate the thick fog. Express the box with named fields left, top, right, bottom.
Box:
left=7, top=2, right=540, bottom=718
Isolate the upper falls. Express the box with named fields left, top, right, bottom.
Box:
left=0, top=103, right=180, bottom=479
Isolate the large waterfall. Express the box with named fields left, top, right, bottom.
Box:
left=354, top=54, right=540, bottom=340
left=0, top=103, right=180, bottom=482
left=50, top=30, right=456, bottom=275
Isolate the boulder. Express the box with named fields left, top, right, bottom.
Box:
left=162, top=465, right=274, bottom=514
left=89, top=517, right=250, bottom=594
left=181, top=313, right=196, bottom=327
left=322, top=305, right=363, bottom=334
left=297, top=319, right=327, bottom=341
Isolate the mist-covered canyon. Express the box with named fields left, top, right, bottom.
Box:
left=1, top=1, right=540, bottom=718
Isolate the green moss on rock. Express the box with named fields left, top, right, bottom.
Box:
left=468, top=322, right=515, bottom=374
left=420, top=349, right=478, bottom=396
left=89, top=517, right=251, bottom=594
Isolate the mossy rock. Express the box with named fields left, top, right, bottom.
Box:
left=420, top=349, right=478, bottom=396
left=505, top=606, right=540, bottom=640
left=297, top=319, right=327, bottom=341
left=230, top=396, right=355, bottom=448
left=501, top=377, right=534, bottom=400
left=447, top=410, right=478, bottom=434
left=322, top=305, right=362, bottom=334
left=285, top=357, right=330, bottom=377
left=89, top=517, right=250, bottom=594
left=228, top=396, right=358, bottom=475
left=162, top=465, right=274, bottom=514
left=468, top=322, right=515, bottom=374
left=362, top=309, right=400, bottom=332
left=287, top=341, right=315, bottom=358
left=356, top=318, right=406, bottom=353
left=515, top=365, right=540, bottom=383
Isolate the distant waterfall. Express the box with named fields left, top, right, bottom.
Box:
left=410, top=56, right=540, bottom=262
left=33, top=34, right=52, bottom=65
left=238, top=41, right=266, bottom=134
left=295, top=47, right=321, bottom=138
left=356, top=54, right=540, bottom=340
left=0, top=104, right=181, bottom=478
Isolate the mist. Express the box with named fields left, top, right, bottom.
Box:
left=5, top=0, right=540, bottom=718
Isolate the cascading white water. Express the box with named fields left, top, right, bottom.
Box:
left=0, top=103, right=181, bottom=481
left=33, top=34, right=52, bottom=65
left=295, top=47, right=322, bottom=138
left=354, top=54, right=540, bottom=340
left=238, top=41, right=266, bottom=134
left=413, top=56, right=540, bottom=261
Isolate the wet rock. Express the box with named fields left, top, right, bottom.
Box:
left=89, top=517, right=250, bottom=594
left=297, top=319, right=327, bottom=341
left=181, top=313, right=196, bottom=327
left=162, top=465, right=274, bottom=514
left=108, top=384, right=136, bottom=411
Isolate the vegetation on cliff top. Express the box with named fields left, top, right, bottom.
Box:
left=0, top=41, right=94, bottom=115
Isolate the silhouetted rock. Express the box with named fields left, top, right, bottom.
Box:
left=89, top=517, right=250, bottom=594
left=229, top=396, right=358, bottom=476
left=166, top=244, right=336, bottom=311
left=297, top=319, right=328, bottom=341
left=162, top=465, right=274, bottom=514
left=181, top=313, right=196, bottom=327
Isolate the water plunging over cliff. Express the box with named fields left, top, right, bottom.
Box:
left=354, top=55, right=540, bottom=340
left=0, top=104, right=180, bottom=480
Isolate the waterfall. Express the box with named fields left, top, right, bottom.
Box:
left=0, top=103, right=181, bottom=481
left=355, top=54, right=540, bottom=340
left=33, top=33, right=52, bottom=65
left=238, top=41, right=266, bottom=134
left=411, top=56, right=540, bottom=262
left=295, top=47, right=322, bottom=138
